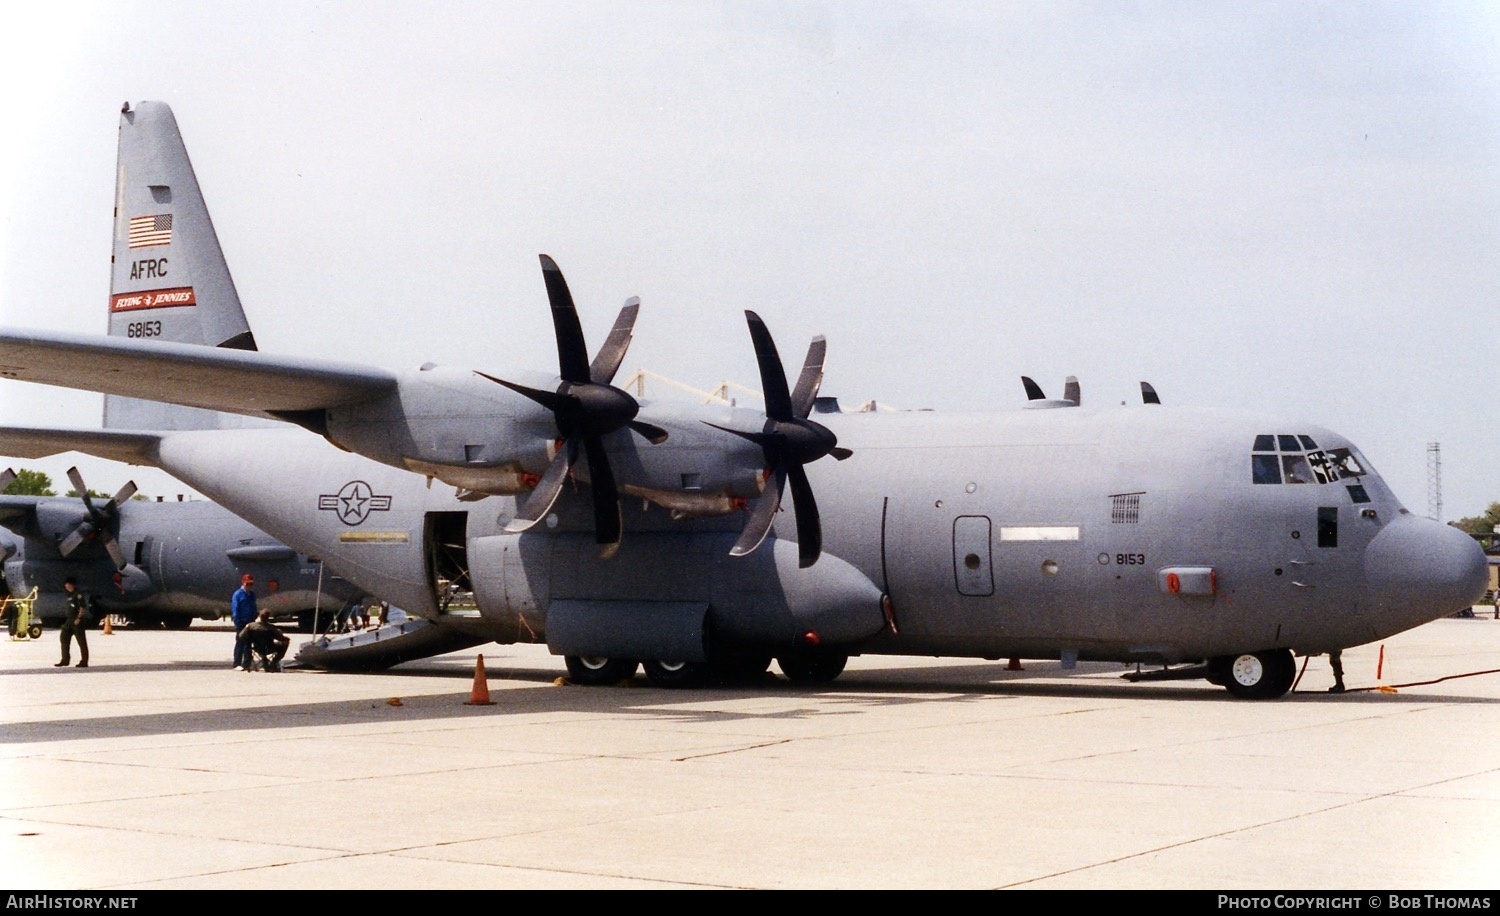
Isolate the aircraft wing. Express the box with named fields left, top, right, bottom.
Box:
left=0, top=426, right=163, bottom=465
left=0, top=329, right=398, bottom=418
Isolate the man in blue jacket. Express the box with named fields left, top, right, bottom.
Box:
left=231, top=574, right=257, bottom=671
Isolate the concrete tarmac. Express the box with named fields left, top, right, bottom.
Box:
left=2, top=615, right=1499, bottom=889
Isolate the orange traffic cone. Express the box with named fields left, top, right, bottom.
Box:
left=1006, top=657, right=1023, bottom=671
left=102, top=615, right=114, bottom=636
left=465, top=654, right=495, bottom=706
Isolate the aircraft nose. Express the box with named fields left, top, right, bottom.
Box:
left=1362, top=514, right=1488, bottom=636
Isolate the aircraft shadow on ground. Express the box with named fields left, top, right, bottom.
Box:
left=5, top=659, right=1495, bottom=745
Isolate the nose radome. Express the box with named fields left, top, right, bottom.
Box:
left=1363, top=515, right=1488, bottom=637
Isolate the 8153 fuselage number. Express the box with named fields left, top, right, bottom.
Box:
left=126, top=321, right=162, bottom=338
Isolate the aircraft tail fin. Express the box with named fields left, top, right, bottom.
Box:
left=104, top=101, right=266, bottom=431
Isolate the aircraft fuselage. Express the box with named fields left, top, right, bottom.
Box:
left=141, top=400, right=1485, bottom=670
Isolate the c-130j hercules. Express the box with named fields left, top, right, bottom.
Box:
left=0, top=101, right=1484, bottom=696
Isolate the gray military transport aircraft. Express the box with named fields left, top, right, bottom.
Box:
left=0, top=101, right=1485, bottom=696
left=0, top=465, right=364, bottom=629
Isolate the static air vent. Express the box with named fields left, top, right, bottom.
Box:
left=1110, top=493, right=1142, bottom=524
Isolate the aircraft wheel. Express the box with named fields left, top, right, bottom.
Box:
left=162, top=615, right=193, bottom=630
left=1213, top=649, right=1295, bottom=700
left=27, top=625, right=42, bottom=640
left=643, top=659, right=708, bottom=689
left=564, top=656, right=638, bottom=686
left=777, top=651, right=848, bottom=684
left=296, top=611, right=315, bottom=634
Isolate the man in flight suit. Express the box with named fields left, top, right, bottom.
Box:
left=55, top=577, right=89, bottom=668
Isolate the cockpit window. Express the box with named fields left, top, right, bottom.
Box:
left=1253, top=454, right=1281, bottom=484
left=1282, top=454, right=1313, bottom=484
left=1327, top=448, right=1364, bottom=477
left=1251, top=435, right=1367, bottom=488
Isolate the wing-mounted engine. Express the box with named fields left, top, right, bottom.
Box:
left=11, top=467, right=141, bottom=575
left=56, top=467, right=137, bottom=569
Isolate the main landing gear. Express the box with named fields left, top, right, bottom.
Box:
left=1207, top=648, right=1296, bottom=700
left=564, top=656, right=639, bottom=686
left=563, top=649, right=847, bottom=688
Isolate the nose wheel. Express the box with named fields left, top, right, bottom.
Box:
left=1209, top=648, right=1295, bottom=699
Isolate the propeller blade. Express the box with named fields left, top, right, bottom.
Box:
left=110, top=480, right=138, bottom=507
left=730, top=467, right=785, bottom=558
left=1021, top=377, right=1046, bottom=401
left=1063, top=376, right=1080, bottom=406
left=582, top=435, right=622, bottom=556
left=789, top=336, right=826, bottom=420
left=101, top=534, right=127, bottom=571
left=589, top=298, right=639, bottom=385
left=0, top=469, right=15, bottom=493
left=505, top=443, right=575, bottom=533
left=1141, top=381, right=1161, bottom=405
left=786, top=462, right=822, bottom=568
left=58, top=524, right=93, bottom=558
left=478, top=373, right=572, bottom=414
left=539, top=254, right=592, bottom=384
left=745, top=311, right=794, bottom=420
left=628, top=420, right=670, bottom=445
left=66, top=466, right=97, bottom=515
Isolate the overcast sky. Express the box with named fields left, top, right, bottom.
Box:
left=2, top=2, right=1497, bottom=519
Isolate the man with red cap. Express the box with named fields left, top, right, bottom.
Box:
left=231, top=573, right=258, bottom=671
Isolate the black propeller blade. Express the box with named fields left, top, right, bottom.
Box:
left=57, top=466, right=136, bottom=570
left=710, top=311, right=851, bottom=568
left=477, top=254, right=666, bottom=557
left=1141, top=381, right=1161, bottom=405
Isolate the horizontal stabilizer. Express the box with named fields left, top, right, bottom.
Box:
left=0, top=426, right=163, bottom=464
left=0, top=330, right=397, bottom=419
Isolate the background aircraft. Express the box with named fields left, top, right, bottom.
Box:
left=0, top=465, right=365, bottom=629
left=0, top=101, right=1485, bottom=696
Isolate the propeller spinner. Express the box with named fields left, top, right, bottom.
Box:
left=57, top=466, right=137, bottom=570
left=477, top=255, right=667, bottom=558
left=710, top=311, right=851, bottom=568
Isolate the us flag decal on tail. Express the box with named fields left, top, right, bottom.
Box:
left=127, top=213, right=173, bottom=248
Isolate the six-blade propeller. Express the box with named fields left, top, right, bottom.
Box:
left=708, top=311, right=852, bottom=568
left=478, top=255, right=667, bottom=558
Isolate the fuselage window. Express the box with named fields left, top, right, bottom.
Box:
left=1346, top=484, right=1370, bottom=504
